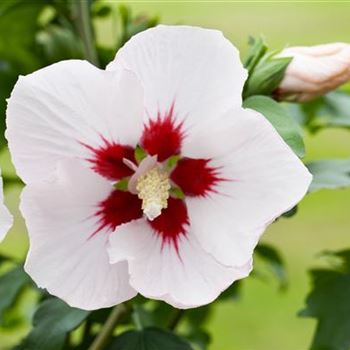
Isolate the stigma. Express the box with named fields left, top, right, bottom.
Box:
left=136, top=166, right=171, bottom=221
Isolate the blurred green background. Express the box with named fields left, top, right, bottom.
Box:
left=1, top=1, right=350, bottom=349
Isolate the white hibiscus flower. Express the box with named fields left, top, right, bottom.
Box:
left=6, top=25, right=312, bottom=310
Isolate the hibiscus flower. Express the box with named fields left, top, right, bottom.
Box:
left=6, top=25, right=311, bottom=310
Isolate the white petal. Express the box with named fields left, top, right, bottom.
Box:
left=0, top=169, right=13, bottom=242
left=183, top=107, right=312, bottom=266
left=108, top=219, right=251, bottom=309
left=6, top=60, right=144, bottom=183
left=21, top=160, right=136, bottom=310
left=108, top=25, right=247, bottom=128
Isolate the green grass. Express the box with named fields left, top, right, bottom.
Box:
left=1, top=2, right=350, bottom=349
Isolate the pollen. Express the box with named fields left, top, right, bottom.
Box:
left=136, top=167, right=171, bottom=221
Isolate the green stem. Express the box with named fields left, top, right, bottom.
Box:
left=74, top=0, right=99, bottom=66
left=168, top=309, right=185, bottom=331
left=132, top=306, right=143, bottom=331
left=88, top=304, right=128, bottom=350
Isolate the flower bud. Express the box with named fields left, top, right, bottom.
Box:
left=275, top=43, right=350, bottom=102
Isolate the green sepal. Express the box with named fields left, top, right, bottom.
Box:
left=166, top=155, right=180, bottom=170
left=244, top=36, right=268, bottom=74
left=169, top=187, right=185, bottom=200
left=114, top=178, right=129, bottom=191
left=134, top=145, right=147, bottom=164
left=244, top=51, right=292, bottom=99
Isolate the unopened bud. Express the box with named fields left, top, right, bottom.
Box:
left=275, top=43, right=350, bottom=102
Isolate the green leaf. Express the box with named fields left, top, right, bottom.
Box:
left=0, top=0, right=46, bottom=148
left=17, top=298, right=89, bottom=350
left=300, top=250, right=350, bottom=350
left=0, top=0, right=44, bottom=71
left=288, top=91, right=350, bottom=133
left=255, top=243, right=288, bottom=290
left=243, top=95, right=305, bottom=157
left=323, top=91, right=350, bottom=128
left=244, top=36, right=268, bottom=74
left=307, top=159, right=350, bottom=192
left=185, top=306, right=211, bottom=329
left=308, top=91, right=350, bottom=132
left=0, top=266, right=30, bottom=323
left=243, top=52, right=291, bottom=98
left=185, top=329, right=211, bottom=350
left=108, top=327, right=193, bottom=350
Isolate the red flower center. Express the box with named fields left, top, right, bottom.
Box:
left=86, top=106, right=223, bottom=248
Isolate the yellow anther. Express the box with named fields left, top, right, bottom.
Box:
left=136, top=167, right=171, bottom=221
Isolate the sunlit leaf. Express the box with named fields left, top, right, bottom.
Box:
left=243, top=95, right=305, bottom=157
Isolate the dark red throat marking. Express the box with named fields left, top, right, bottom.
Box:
left=149, top=197, right=189, bottom=252
left=95, top=190, right=143, bottom=233
left=84, top=138, right=135, bottom=181
left=141, top=104, right=184, bottom=162
left=171, top=158, right=223, bottom=197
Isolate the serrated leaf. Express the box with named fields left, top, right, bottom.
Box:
left=108, top=327, right=193, bottom=350
left=16, top=298, right=89, bottom=350
left=243, top=95, right=305, bottom=157
left=255, top=243, right=288, bottom=290
left=306, top=159, right=350, bottom=192
left=0, top=266, right=30, bottom=323
left=244, top=52, right=291, bottom=98
left=300, top=250, right=350, bottom=350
